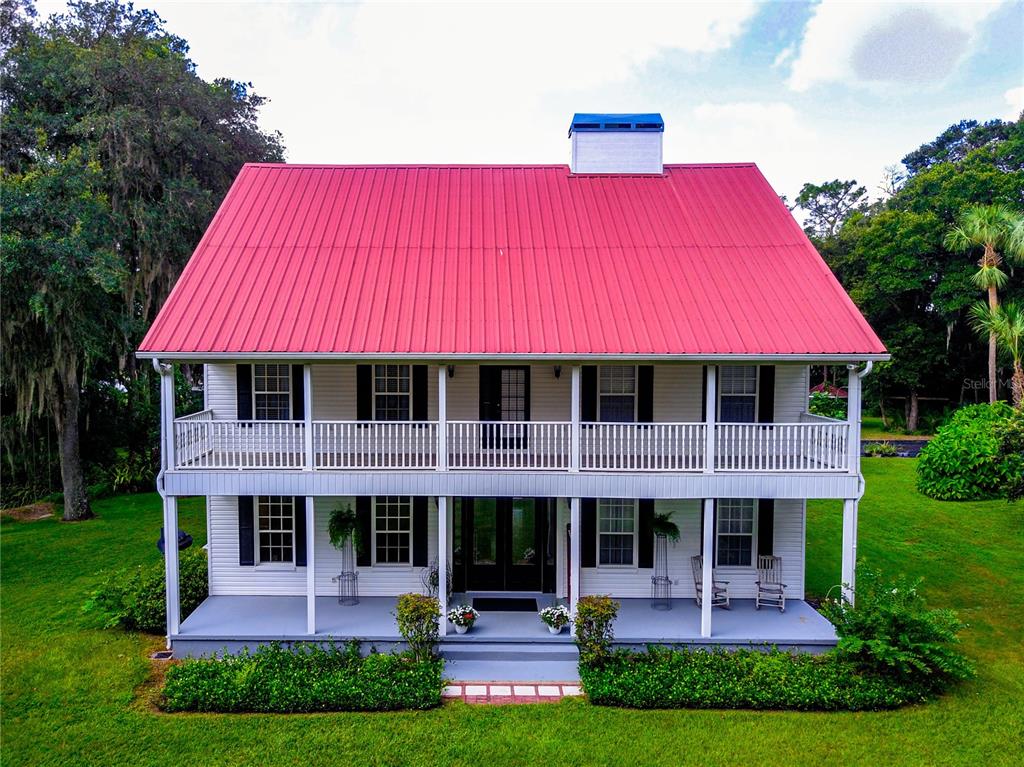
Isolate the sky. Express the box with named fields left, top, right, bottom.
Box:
left=37, top=0, right=1024, bottom=203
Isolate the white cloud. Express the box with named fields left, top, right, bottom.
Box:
left=1004, top=85, right=1024, bottom=120
left=786, top=1, right=1004, bottom=92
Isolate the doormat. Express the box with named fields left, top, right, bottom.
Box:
left=472, top=598, right=538, bottom=612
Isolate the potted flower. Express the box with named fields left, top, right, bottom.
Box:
left=651, top=512, right=680, bottom=542
left=538, top=604, right=571, bottom=635
left=447, top=604, right=479, bottom=634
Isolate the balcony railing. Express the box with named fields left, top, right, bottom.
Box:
left=172, top=416, right=850, bottom=473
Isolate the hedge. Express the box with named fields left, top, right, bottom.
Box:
left=162, top=641, right=444, bottom=712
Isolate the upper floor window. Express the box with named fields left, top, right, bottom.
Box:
left=257, top=495, right=294, bottom=564
left=254, top=364, right=291, bottom=420
left=374, top=496, right=412, bottom=564
left=599, top=366, right=636, bottom=423
left=598, top=498, right=636, bottom=566
left=374, top=365, right=410, bottom=421
left=719, top=366, right=757, bottom=423
left=500, top=367, right=528, bottom=421
left=716, top=498, right=755, bottom=567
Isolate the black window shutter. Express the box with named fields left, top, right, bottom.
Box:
left=637, top=499, right=654, bottom=568
left=356, top=496, right=372, bottom=566
left=412, top=365, right=428, bottom=421
left=637, top=366, right=654, bottom=423
left=294, top=496, right=307, bottom=566
left=581, top=499, right=597, bottom=567
left=581, top=366, right=598, bottom=422
left=701, top=366, right=708, bottom=421
left=412, top=497, right=428, bottom=567
left=757, top=499, right=774, bottom=557
left=291, top=365, right=305, bottom=421
left=758, top=366, right=776, bottom=423
left=478, top=366, right=499, bottom=421
left=356, top=365, right=373, bottom=421
left=238, top=496, right=255, bottom=566
left=237, top=364, right=253, bottom=420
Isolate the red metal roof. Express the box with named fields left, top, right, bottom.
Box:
left=139, top=163, right=886, bottom=358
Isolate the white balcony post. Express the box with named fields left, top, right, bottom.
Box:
left=437, top=496, right=448, bottom=637
left=304, top=365, right=314, bottom=470
left=163, top=495, right=180, bottom=648
left=570, top=497, right=582, bottom=617
left=157, top=360, right=175, bottom=470
left=570, top=366, right=581, bottom=472
left=306, top=495, right=316, bottom=634
left=841, top=498, right=858, bottom=604
left=704, top=366, right=716, bottom=474
left=437, top=366, right=448, bottom=471
left=701, top=498, right=714, bottom=637
left=846, top=364, right=862, bottom=475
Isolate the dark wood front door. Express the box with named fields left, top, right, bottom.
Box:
left=454, top=498, right=555, bottom=592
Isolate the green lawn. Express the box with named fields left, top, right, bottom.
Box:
left=2, top=461, right=1021, bottom=766
left=860, top=415, right=933, bottom=441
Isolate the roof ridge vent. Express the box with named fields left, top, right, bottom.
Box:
left=568, top=112, right=664, bottom=175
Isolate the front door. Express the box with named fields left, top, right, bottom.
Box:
left=454, top=498, right=554, bottom=592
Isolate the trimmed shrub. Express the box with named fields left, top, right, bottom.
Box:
left=83, top=549, right=208, bottom=633
left=396, top=593, right=439, bottom=661
left=808, top=391, right=847, bottom=420
left=996, top=407, right=1024, bottom=501
left=162, top=642, right=443, bottom=712
left=580, top=647, right=928, bottom=711
left=574, top=595, right=620, bottom=667
left=863, top=441, right=899, bottom=457
left=820, top=568, right=973, bottom=688
left=917, top=402, right=1024, bottom=500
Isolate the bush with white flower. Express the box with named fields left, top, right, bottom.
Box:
left=446, top=604, right=479, bottom=628
left=539, top=604, right=571, bottom=630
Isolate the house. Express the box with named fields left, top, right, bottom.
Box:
left=138, top=113, right=887, bottom=673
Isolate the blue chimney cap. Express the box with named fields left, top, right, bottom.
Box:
left=569, top=113, right=664, bottom=137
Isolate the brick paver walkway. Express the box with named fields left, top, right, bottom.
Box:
left=442, top=681, right=583, bottom=704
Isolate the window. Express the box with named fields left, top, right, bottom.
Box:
left=257, top=496, right=294, bottom=564
left=599, top=366, right=636, bottom=423
left=716, top=498, right=755, bottom=567
left=374, top=365, right=410, bottom=421
left=374, top=496, right=412, bottom=564
left=500, top=368, right=527, bottom=421
left=598, top=499, right=636, bottom=566
left=253, top=364, right=291, bottom=420
left=719, top=366, right=758, bottom=423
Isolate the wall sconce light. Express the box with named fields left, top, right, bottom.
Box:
left=447, top=365, right=455, bottom=378
left=554, top=365, right=562, bottom=379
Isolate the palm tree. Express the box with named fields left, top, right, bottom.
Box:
left=970, top=303, right=1024, bottom=408
left=944, top=205, right=1024, bottom=403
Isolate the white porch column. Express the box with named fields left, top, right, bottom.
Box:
left=437, top=367, right=448, bottom=471
left=703, top=366, right=716, bottom=473
left=158, top=360, right=175, bottom=470
left=841, top=499, right=858, bottom=604
left=163, top=495, right=180, bottom=648
left=306, top=496, right=316, bottom=633
left=570, top=497, right=582, bottom=616
left=846, top=364, right=862, bottom=475
left=570, top=366, right=581, bottom=472
left=701, top=498, right=714, bottom=638
left=437, top=496, right=448, bottom=637
left=304, top=365, right=314, bottom=470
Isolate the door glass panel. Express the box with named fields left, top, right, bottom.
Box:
left=510, top=498, right=536, bottom=565
left=472, top=499, right=497, bottom=565
left=500, top=368, right=527, bottom=421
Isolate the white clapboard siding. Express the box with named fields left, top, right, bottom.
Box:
left=206, top=363, right=237, bottom=420
left=311, top=364, right=355, bottom=420
left=774, top=365, right=809, bottom=422
left=654, top=365, right=703, bottom=422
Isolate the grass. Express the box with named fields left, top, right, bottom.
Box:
left=860, top=415, right=933, bottom=441
left=2, top=461, right=1021, bottom=766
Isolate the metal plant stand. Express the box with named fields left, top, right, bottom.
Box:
left=650, top=533, right=672, bottom=610
left=332, top=537, right=359, bottom=606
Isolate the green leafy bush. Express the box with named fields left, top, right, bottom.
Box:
left=863, top=441, right=899, bottom=457
left=574, top=595, right=620, bottom=667
left=820, top=568, right=973, bottom=687
left=580, top=647, right=928, bottom=711
left=808, top=391, right=847, bottom=420
left=83, top=549, right=208, bottom=633
left=162, top=642, right=443, bottom=712
left=396, top=593, right=439, bottom=661
left=996, top=407, right=1024, bottom=501
left=917, top=402, right=1024, bottom=500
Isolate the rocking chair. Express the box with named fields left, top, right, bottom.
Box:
left=755, top=555, right=787, bottom=612
left=691, top=555, right=730, bottom=609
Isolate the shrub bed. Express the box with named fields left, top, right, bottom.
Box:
left=162, top=642, right=444, bottom=713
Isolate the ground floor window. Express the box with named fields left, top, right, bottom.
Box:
left=257, top=495, right=294, bottom=564
left=374, top=496, right=412, bottom=564
left=716, top=498, right=755, bottom=566
left=598, top=498, right=636, bottom=566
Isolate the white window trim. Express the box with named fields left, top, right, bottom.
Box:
left=255, top=495, right=297, bottom=569
left=598, top=365, right=638, bottom=423
left=596, top=498, right=639, bottom=569
left=714, top=498, right=758, bottom=569
left=372, top=364, right=412, bottom=422
left=371, top=496, right=414, bottom=568
left=717, top=365, right=759, bottom=424
left=252, top=364, right=292, bottom=421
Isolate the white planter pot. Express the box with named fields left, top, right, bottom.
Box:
left=547, top=624, right=563, bottom=635
left=454, top=624, right=470, bottom=634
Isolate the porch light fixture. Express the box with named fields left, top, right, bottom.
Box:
left=554, top=365, right=562, bottom=379
left=447, top=365, right=455, bottom=378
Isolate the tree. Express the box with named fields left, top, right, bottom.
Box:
left=795, top=179, right=868, bottom=240
left=902, top=119, right=1017, bottom=176
left=970, top=303, right=1024, bottom=408
left=944, top=205, right=1024, bottom=403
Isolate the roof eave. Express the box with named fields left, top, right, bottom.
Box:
left=136, top=351, right=891, bottom=363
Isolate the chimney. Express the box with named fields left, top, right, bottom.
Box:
left=568, top=113, right=664, bottom=174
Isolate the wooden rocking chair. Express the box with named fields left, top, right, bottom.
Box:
left=755, top=555, right=787, bottom=612
left=691, top=555, right=729, bottom=609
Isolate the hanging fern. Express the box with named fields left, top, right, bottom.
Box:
left=651, top=512, right=680, bottom=542
left=328, top=505, right=362, bottom=553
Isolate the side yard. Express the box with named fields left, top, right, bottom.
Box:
left=1, top=460, right=1021, bottom=767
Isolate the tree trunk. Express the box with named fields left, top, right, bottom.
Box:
left=907, top=390, right=920, bottom=433
left=55, top=365, right=93, bottom=521
left=1012, top=361, right=1024, bottom=410
left=988, top=283, right=999, bottom=404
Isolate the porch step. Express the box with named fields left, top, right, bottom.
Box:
left=441, top=640, right=579, bottom=662
left=443, top=658, right=580, bottom=682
